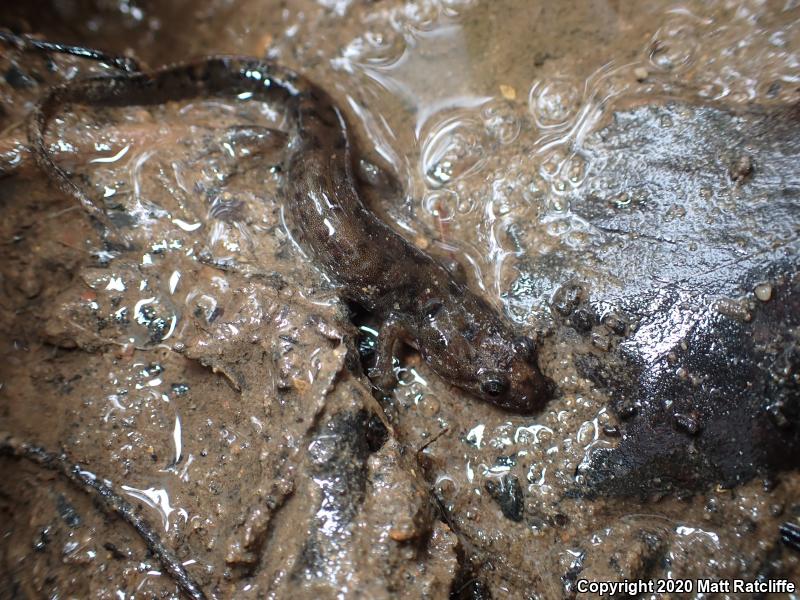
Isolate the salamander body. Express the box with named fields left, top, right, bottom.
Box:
left=30, top=56, right=552, bottom=412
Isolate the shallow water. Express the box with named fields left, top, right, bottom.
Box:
left=0, top=1, right=798, bottom=598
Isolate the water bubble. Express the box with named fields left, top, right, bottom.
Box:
left=390, top=1, right=440, bottom=34
left=418, top=395, right=440, bottom=416
left=339, top=29, right=406, bottom=69
left=526, top=465, right=547, bottom=486
left=317, top=0, right=353, bottom=17
left=663, top=203, right=686, bottom=222
left=439, top=0, right=477, bottom=17
left=465, top=424, right=485, bottom=448
left=209, top=191, right=246, bottom=223
left=396, top=366, right=427, bottom=389
left=576, top=418, right=598, bottom=446
left=454, top=190, right=477, bottom=215
left=132, top=295, right=179, bottom=345
left=610, top=191, right=631, bottom=208
left=697, top=79, right=729, bottom=100
left=434, top=474, right=457, bottom=499
left=539, top=149, right=566, bottom=180
left=514, top=424, right=553, bottom=445
left=422, top=189, right=459, bottom=221
left=481, top=100, right=520, bottom=145
left=528, top=77, right=581, bottom=128
left=649, top=21, right=698, bottom=72
left=565, top=154, right=587, bottom=186
left=421, top=113, right=487, bottom=187
left=545, top=218, right=570, bottom=237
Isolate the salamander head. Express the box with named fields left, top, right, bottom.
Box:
left=418, top=294, right=554, bottom=413
left=472, top=335, right=554, bottom=412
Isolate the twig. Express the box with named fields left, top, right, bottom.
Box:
left=0, top=432, right=206, bottom=600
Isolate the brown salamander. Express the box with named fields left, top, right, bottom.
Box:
left=29, top=56, right=553, bottom=412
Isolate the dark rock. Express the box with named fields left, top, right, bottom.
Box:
left=511, top=102, right=800, bottom=497
left=484, top=474, right=524, bottom=522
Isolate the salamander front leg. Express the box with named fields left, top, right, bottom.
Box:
left=367, top=314, right=407, bottom=394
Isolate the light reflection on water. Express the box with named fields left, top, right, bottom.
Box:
left=120, top=484, right=189, bottom=532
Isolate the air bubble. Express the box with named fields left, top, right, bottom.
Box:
left=421, top=113, right=487, bottom=187
left=649, top=22, right=698, bottom=72
left=481, top=100, right=520, bottom=145
left=422, top=189, right=458, bottom=222
left=565, top=155, right=586, bottom=185
left=539, top=149, right=566, bottom=180
left=528, top=77, right=581, bottom=128
left=439, top=0, right=477, bottom=17
left=389, top=1, right=440, bottom=34
left=339, top=29, right=406, bottom=69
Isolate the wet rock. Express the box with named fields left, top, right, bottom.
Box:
left=296, top=408, right=372, bottom=580
left=102, top=542, right=128, bottom=560
left=484, top=474, right=524, bottom=522
left=570, top=306, right=596, bottom=333
left=551, top=282, right=598, bottom=334
left=364, top=411, right=389, bottom=452
left=551, top=282, right=585, bottom=317
left=287, top=390, right=453, bottom=596
left=511, top=102, right=800, bottom=497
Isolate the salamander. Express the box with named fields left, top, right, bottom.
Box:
left=29, top=55, right=553, bottom=412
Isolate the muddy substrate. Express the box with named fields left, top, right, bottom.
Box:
left=0, top=1, right=799, bottom=598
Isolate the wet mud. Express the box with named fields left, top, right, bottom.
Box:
left=0, top=1, right=799, bottom=598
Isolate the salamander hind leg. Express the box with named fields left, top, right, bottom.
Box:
left=367, top=314, right=408, bottom=395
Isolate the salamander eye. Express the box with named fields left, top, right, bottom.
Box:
left=480, top=375, right=508, bottom=398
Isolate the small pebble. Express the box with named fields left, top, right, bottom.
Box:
left=499, top=84, right=516, bottom=100
left=754, top=283, right=772, bottom=302
left=19, top=273, right=42, bottom=298
left=617, top=400, right=638, bottom=419
left=674, top=412, right=701, bottom=435
left=389, top=526, right=418, bottom=542
left=590, top=332, right=610, bottom=351
left=730, top=155, right=753, bottom=182
left=602, top=313, right=627, bottom=336
left=634, top=66, right=649, bottom=81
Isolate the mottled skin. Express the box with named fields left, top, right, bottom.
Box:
left=29, top=56, right=552, bottom=412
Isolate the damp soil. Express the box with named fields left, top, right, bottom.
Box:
left=0, top=1, right=799, bottom=598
